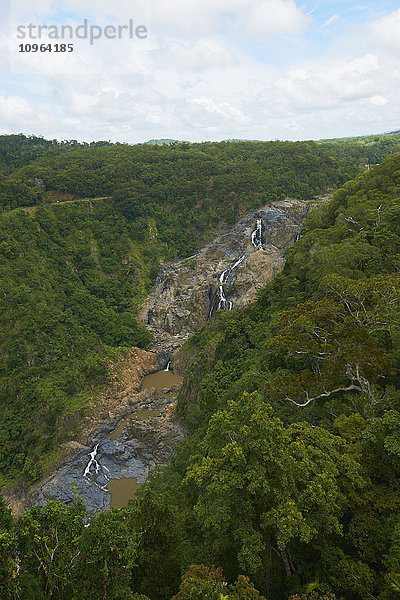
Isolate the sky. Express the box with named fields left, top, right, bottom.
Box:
left=1, top=0, right=400, bottom=143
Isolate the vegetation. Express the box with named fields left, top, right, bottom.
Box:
left=168, top=152, right=400, bottom=599
left=0, top=200, right=156, bottom=485
left=1, top=135, right=400, bottom=599
left=0, top=134, right=370, bottom=485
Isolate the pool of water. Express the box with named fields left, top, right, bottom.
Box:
left=107, top=368, right=183, bottom=507
left=107, top=478, right=142, bottom=508
left=141, top=370, right=183, bottom=390
left=108, top=409, right=160, bottom=440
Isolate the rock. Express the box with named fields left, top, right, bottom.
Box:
left=5, top=198, right=326, bottom=517
left=138, top=199, right=311, bottom=355
left=27, top=384, right=185, bottom=516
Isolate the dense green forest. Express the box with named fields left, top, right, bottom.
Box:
left=1, top=135, right=400, bottom=599
left=0, top=134, right=372, bottom=486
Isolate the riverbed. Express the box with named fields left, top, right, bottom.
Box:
left=32, top=369, right=184, bottom=514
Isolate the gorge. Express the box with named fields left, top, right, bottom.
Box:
left=20, top=196, right=318, bottom=514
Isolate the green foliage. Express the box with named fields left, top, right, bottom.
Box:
left=172, top=564, right=267, bottom=600
left=0, top=136, right=372, bottom=258
left=3, top=138, right=400, bottom=600
left=0, top=497, right=17, bottom=600
left=288, top=593, right=337, bottom=600
left=15, top=500, right=85, bottom=599
left=172, top=564, right=227, bottom=600
left=128, top=488, right=184, bottom=600
left=77, top=508, right=139, bottom=600
left=168, top=152, right=400, bottom=599
left=0, top=200, right=154, bottom=484
left=0, top=501, right=143, bottom=600
left=183, top=392, right=362, bottom=591
left=0, top=134, right=379, bottom=485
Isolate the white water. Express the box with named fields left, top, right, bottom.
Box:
left=83, top=444, right=100, bottom=478
left=209, top=219, right=264, bottom=318
left=83, top=444, right=110, bottom=492
left=164, top=361, right=171, bottom=371
left=209, top=255, right=245, bottom=317
left=217, top=284, right=232, bottom=311
left=229, top=255, right=245, bottom=274
left=251, top=219, right=263, bottom=250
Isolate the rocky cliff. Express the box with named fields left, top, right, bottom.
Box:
left=139, top=198, right=313, bottom=361
left=4, top=196, right=322, bottom=516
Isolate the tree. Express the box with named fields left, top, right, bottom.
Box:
left=15, top=500, right=85, bottom=599
left=183, top=392, right=363, bottom=592
left=265, top=285, right=394, bottom=408
left=77, top=507, right=139, bottom=600
left=172, top=564, right=267, bottom=600
left=0, top=497, right=18, bottom=600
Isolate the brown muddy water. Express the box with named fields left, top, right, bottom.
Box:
left=141, top=369, right=183, bottom=390
left=107, top=478, right=142, bottom=508
left=108, top=409, right=160, bottom=440
left=107, top=369, right=183, bottom=507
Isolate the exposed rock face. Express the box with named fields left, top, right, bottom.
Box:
left=5, top=196, right=322, bottom=516
left=31, top=384, right=185, bottom=515
left=3, top=349, right=161, bottom=515
left=139, top=199, right=310, bottom=358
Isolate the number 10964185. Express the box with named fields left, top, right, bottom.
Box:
left=18, top=43, right=74, bottom=52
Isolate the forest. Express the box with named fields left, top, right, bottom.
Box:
left=0, top=134, right=366, bottom=486
left=0, top=134, right=400, bottom=599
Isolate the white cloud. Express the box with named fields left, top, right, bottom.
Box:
left=244, top=0, right=310, bottom=38
left=370, top=95, right=389, bottom=106
left=322, top=14, right=340, bottom=28
left=151, top=0, right=310, bottom=38
left=0, top=94, right=36, bottom=125
left=368, top=8, right=400, bottom=52
left=1, top=2, right=400, bottom=142
left=165, top=39, right=238, bottom=71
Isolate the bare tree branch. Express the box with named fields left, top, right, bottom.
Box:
left=285, top=384, right=364, bottom=407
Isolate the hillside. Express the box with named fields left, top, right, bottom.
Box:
left=0, top=135, right=372, bottom=487
left=167, top=152, right=400, bottom=599
left=0, top=137, right=400, bottom=600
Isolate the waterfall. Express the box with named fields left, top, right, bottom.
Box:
left=209, top=255, right=245, bottom=318
left=83, top=444, right=101, bottom=478
left=251, top=219, right=263, bottom=250
left=164, top=361, right=171, bottom=371
left=208, top=219, right=265, bottom=319
left=217, top=285, right=232, bottom=311
left=83, top=444, right=110, bottom=491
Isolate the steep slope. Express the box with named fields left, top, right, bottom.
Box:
left=177, top=154, right=400, bottom=426
left=1, top=150, right=400, bottom=600
left=139, top=198, right=316, bottom=357
left=0, top=200, right=155, bottom=487
left=0, top=138, right=357, bottom=488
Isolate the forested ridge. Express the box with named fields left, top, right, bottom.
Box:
left=1, top=135, right=400, bottom=599
left=0, top=134, right=368, bottom=487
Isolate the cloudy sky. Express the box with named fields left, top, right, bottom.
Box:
left=1, top=0, right=400, bottom=143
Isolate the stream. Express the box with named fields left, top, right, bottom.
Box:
left=33, top=369, right=183, bottom=514
left=209, top=219, right=263, bottom=318
left=32, top=217, right=269, bottom=515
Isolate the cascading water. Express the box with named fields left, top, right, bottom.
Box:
left=83, top=444, right=100, bottom=478
left=209, top=255, right=245, bottom=318
left=83, top=443, right=109, bottom=491
left=209, top=219, right=265, bottom=318
left=216, top=285, right=232, bottom=311
left=251, top=218, right=263, bottom=250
